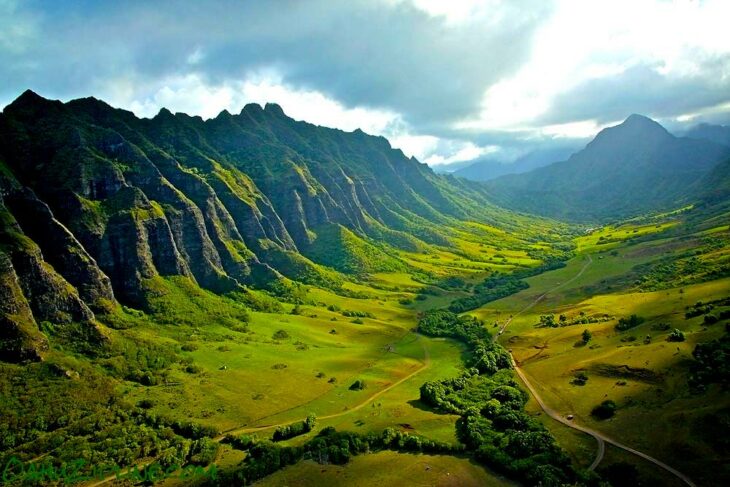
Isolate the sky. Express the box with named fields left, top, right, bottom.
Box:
left=1, top=0, right=729, bottom=167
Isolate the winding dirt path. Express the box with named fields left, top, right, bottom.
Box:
left=498, top=254, right=696, bottom=486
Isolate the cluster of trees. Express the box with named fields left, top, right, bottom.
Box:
left=448, top=261, right=566, bottom=313
left=341, top=310, right=375, bottom=318
left=685, top=297, right=730, bottom=319
left=272, top=415, right=316, bottom=442
left=420, top=370, right=526, bottom=415
left=448, top=275, right=528, bottom=313
left=416, top=310, right=582, bottom=486
left=419, top=368, right=581, bottom=485
left=572, top=371, right=589, bottom=386
left=417, top=310, right=510, bottom=374
left=689, top=331, right=730, bottom=391
left=668, top=329, right=686, bottom=342
left=582, top=330, right=592, bottom=344
left=100, top=337, right=181, bottom=386
left=633, top=248, right=729, bottom=292
left=209, top=427, right=460, bottom=486
left=349, top=380, right=366, bottom=391
left=536, top=312, right=611, bottom=328
left=615, top=314, right=645, bottom=331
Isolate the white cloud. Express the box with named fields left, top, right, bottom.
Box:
left=458, top=0, right=730, bottom=132
left=539, top=120, right=616, bottom=139
left=186, top=47, right=205, bottom=65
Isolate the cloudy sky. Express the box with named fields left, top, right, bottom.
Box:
left=2, top=0, right=729, bottom=167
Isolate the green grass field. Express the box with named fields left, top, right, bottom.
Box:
left=255, top=450, right=514, bottom=487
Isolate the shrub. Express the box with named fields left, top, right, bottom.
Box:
left=272, top=329, right=290, bottom=340
left=185, top=364, right=202, bottom=374
left=571, top=372, right=588, bottom=386
left=349, top=380, right=366, bottom=391
left=616, top=315, right=645, bottom=331
left=591, top=400, right=617, bottom=419
left=581, top=329, right=592, bottom=343
left=668, top=329, right=686, bottom=342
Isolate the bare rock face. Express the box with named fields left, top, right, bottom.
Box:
left=0, top=252, right=48, bottom=362
left=0, top=193, right=106, bottom=362
left=4, top=187, right=115, bottom=311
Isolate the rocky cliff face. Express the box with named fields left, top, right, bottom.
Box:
left=0, top=90, right=514, bottom=362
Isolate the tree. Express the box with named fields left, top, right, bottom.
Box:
left=668, top=329, right=685, bottom=342
left=582, top=329, right=592, bottom=344
left=591, top=400, right=617, bottom=420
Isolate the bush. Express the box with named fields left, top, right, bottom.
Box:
left=591, top=400, right=617, bottom=419
left=616, top=315, right=645, bottom=331
left=571, top=372, right=588, bottom=386
left=185, top=364, right=202, bottom=374
left=349, top=380, right=366, bottom=391
left=272, top=329, right=290, bottom=340
left=582, top=329, right=592, bottom=343
left=668, top=329, right=686, bottom=342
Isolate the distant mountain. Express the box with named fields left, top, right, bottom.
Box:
left=453, top=146, right=580, bottom=182
left=684, top=122, right=730, bottom=147
left=485, top=114, right=730, bottom=221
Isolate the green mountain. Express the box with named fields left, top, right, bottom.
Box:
left=0, top=90, right=557, bottom=361
left=485, top=114, right=730, bottom=221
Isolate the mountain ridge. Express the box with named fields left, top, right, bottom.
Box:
left=0, top=90, right=557, bottom=361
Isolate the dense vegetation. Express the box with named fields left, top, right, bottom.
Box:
left=417, top=310, right=584, bottom=486
left=272, top=415, right=317, bottom=442
left=417, top=310, right=510, bottom=374
left=690, top=330, right=730, bottom=391
left=447, top=260, right=566, bottom=313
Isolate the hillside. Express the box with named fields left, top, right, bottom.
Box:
left=0, top=90, right=562, bottom=362
left=485, top=115, right=730, bottom=221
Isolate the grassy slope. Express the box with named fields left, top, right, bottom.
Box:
left=469, top=215, right=730, bottom=486
left=255, top=450, right=515, bottom=487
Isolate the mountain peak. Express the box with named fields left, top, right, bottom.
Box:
left=264, top=103, right=286, bottom=117
left=157, top=107, right=173, bottom=116
left=6, top=89, right=48, bottom=111
left=620, top=113, right=667, bottom=133
left=589, top=114, right=671, bottom=146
